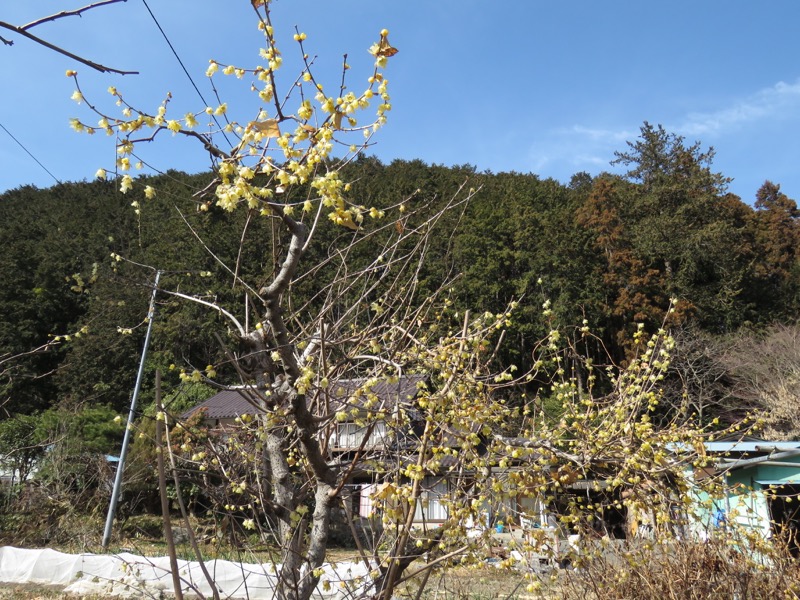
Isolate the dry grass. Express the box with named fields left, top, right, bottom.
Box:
left=0, top=564, right=535, bottom=600
left=0, top=583, right=108, bottom=599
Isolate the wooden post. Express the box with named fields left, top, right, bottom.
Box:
left=156, top=369, right=183, bottom=600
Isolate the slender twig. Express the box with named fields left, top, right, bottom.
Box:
left=0, top=19, right=137, bottom=75
left=173, top=206, right=262, bottom=300
left=159, top=289, right=246, bottom=337
left=127, top=127, right=230, bottom=160
left=155, top=371, right=184, bottom=600
left=164, top=412, right=219, bottom=600
left=21, top=1, right=127, bottom=30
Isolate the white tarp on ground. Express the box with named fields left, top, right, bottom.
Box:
left=0, top=546, right=372, bottom=599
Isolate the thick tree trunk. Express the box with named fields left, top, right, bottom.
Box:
left=266, top=430, right=304, bottom=600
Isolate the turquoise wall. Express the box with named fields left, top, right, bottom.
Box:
left=718, top=455, right=800, bottom=537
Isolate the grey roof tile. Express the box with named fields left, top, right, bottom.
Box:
left=182, top=374, right=429, bottom=421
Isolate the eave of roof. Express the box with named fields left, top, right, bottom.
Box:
left=182, top=374, right=429, bottom=421
left=705, top=441, right=800, bottom=453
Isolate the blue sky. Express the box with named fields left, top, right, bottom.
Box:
left=2, top=1, right=799, bottom=203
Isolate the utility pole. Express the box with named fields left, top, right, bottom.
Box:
left=102, top=270, right=161, bottom=549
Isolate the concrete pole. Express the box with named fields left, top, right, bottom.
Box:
left=102, top=270, right=161, bottom=549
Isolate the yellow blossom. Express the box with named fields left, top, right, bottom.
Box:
left=297, top=100, right=313, bottom=120
left=120, top=175, right=133, bottom=194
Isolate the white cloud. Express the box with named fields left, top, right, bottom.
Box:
left=526, top=78, right=800, bottom=181
left=677, top=78, right=800, bottom=137
left=567, top=125, right=633, bottom=144
left=526, top=125, right=633, bottom=178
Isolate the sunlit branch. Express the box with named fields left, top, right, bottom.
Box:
left=21, top=1, right=128, bottom=30
left=159, top=289, right=246, bottom=337
left=174, top=206, right=263, bottom=301
left=0, top=0, right=138, bottom=75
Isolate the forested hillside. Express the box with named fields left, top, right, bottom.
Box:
left=1, top=124, right=799, bottom=436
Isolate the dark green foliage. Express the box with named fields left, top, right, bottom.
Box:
left=0, top=413, right=46, bottom=483
left=1, top=131, right=799, bottom=432
left=4, top=404, right=125, bottom=502
left=0, top=181, right=126, bottom=413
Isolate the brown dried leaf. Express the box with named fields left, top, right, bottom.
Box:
left=341, top=215, right=359, bottom=231
left=377, top=34, right=399, bottom=57
left=374, top=482, right=396, bottom=500
left=333, top=112, right=343, bottom=130
left=249, top=119, right=281, bottom=138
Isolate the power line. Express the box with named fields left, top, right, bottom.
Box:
left=140, top=0, right=210, bottom=108
left=0, top=120, right=61, bottom=186
left=140, top=0, right=231, bottom=147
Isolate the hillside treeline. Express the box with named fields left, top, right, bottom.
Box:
left=1, top=124, right=799, bottom=437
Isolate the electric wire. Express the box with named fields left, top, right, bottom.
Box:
left=0, top=120, right=61, bottom=185
left=140, top=0, right=232, bottom=147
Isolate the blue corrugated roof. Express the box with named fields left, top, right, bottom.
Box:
left=704, top=441, right=800, bottom=453
left=756, top=479, right=800, bottom=486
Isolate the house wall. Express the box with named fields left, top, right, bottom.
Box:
left=724, top=473, right=771, bottom=537
left=354, top=477, right=451, bottom=524
left=754, top=461, right=800, bottom=484
left=331, top=421, right=388, bottom=450
left=414, top=476, right=449, bottom=523
left=717, top=456, right=800, bottom=539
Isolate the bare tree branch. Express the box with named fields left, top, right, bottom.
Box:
left=159, top=289, right=246, bottom=337
left=0, top=0, right=138, bottom=75
left=21, top=1, right=128, bottom=30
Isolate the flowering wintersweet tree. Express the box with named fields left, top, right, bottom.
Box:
left=66, top=2, right=501, bottom=598
left=65, top=2, right=775, bottom=600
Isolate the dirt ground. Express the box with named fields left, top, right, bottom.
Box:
left=0, top=583, right=94, bottom=599
left=0, top=568, right=539, bottom=599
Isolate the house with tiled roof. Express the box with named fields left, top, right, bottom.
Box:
left=182, top=374, right=427, bottom=432
left=181, top=386, right=267, bottom=427
left=181, top=374, right=457, bottom=524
